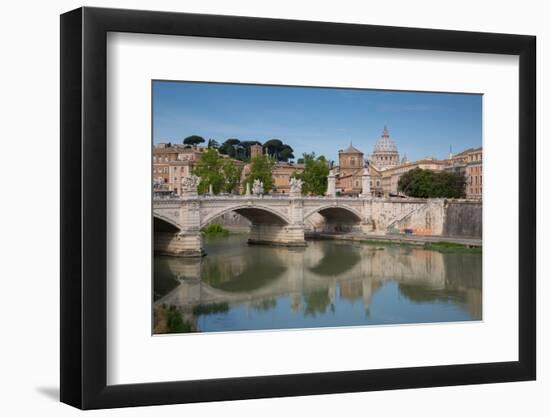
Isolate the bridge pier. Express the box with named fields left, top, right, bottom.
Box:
left=154, top=177, right=206, bottom=257
left=248, top=224, right=306, bottom=247
left=154, top=231, right=205, bottom=257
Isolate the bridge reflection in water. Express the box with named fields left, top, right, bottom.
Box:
left=154, top=235, right=481, bottom=333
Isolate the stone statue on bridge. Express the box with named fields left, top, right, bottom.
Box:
left=289, top=177, right=303, bottom=195
left=181, top=175, right=200, bottom=196
left=326, top=169, right=336, bottom=197
left=252, top=179, right=264, bottom=195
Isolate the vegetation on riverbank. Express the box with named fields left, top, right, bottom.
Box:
left=362, top=239, right=481, bottom=252
left=154, top=304, right=194, bottom=334
left=354, top=238, right=481, bottom=252
left=202, top=223, right=230, bottom=237
left=424, top=241, right=482, bottom=253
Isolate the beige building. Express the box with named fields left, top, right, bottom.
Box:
left=153, top=144, right=205, bottom=195
left=153, top=143, right=244, bottom=195
left=465, top=147, right=482, bottom=199
left=272, top=162, right=305, bottom=194
left=444, top=147, right=483, bottom=199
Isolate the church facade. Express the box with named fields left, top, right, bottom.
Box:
left=335, top=126, right=402, bottom=196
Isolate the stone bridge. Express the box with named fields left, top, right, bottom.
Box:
left=153, top=188, right=446, bottom=257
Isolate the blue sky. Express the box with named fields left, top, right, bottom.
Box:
left=153, top=81, right=482, bottom=162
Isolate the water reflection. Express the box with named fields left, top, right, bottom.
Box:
left=154, top=235, right=481, bottom=333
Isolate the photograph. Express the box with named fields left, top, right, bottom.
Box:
left=152, top=81, right=483, bottom=334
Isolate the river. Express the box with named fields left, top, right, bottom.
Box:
left=154, top=234, right=481, bottom=334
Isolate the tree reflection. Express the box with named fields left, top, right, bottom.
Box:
left=304, top=289, right=334, bottom=316
left=308, top=242, right=360, bottom=276
left=252, top=298, right=277, bottom=312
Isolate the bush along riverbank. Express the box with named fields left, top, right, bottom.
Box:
left=154, top=304, right=195, bottom=334
left=201, top=223, right=229, bottom=237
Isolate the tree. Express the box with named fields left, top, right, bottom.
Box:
left=292, top=153, right=330, bottom=195
left=192, top=148, right=243, bottom=195
left=192, top=149, right=224, bottom=194
left=398, top=167, right=466, bottom=198
left=263, top=139, right=295, bottom=162
left=244, top=155, right=275, bottom=193
left=278, top=145, right=295, bottom=162
left=183, top=135, right=205, bottom=146
left=221, top=159, right=243, bottom=194
left=207, top=139, right=220, bottom=149
left=218, top=138, right=241, bottom=159
left=263, top=139, right=283, bottom=157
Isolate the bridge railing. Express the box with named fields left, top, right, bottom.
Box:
left=152, top=194, right=368, bottom=203
left=152, top=194, right=446, bottom=203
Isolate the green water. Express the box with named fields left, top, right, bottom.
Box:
left=154, top=234, right=481, bottom=333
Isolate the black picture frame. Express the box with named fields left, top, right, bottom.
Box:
left=60, top=6, right=536, bottom=410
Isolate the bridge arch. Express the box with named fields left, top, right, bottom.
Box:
left=153, top=214, right=182, bottom=233
left=200, top=204, right=291, bottom=228
left=304, top=204, right=363, bottom=233
left=304, top=204, right=363, bottom=223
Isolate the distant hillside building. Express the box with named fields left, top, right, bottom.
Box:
left=250, top=143, right=263, bottom=159
left=336, top=143, right=365, bottom=195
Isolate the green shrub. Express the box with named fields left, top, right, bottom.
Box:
left=202, top=223, right=229, bottom=236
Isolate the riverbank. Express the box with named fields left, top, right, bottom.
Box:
left=308, top=232, right=482, bottom=248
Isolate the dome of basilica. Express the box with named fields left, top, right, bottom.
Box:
left=373, top=126, right=398, bottom=153
left=370, top=126, right=400, bottom=170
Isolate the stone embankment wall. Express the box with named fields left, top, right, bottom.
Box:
left=442, top=201, right=482, bottom=238
left=381, top=200, right=445, bottom=235
left=388, top=199, right=482, bottom=238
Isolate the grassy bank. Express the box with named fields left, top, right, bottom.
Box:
left=309, top=233, right=482, bottom=253
left=359, top=239, right=481, bottom=253
left=424, top=241, right=482, bottom=253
